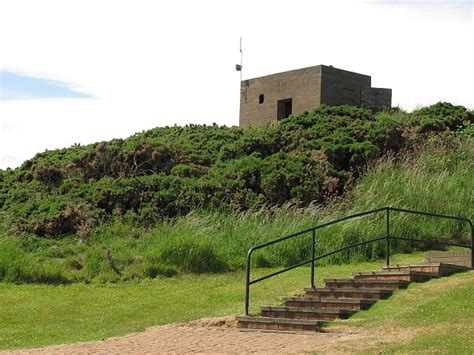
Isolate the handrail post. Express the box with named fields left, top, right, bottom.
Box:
left=386, top=207, right=390, bottom=267
left=245, top=250, right=251, bottom=316
left=310, top=230, right=316, bottom=289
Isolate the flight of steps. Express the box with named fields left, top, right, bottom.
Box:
left=236, top=262, right=470, bottom=332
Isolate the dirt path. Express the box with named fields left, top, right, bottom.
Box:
left=2, top=317, right=416, bottom=354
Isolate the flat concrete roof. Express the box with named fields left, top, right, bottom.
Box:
left=241, top=65, right=371, bottom=83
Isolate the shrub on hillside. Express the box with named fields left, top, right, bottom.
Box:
left=1, top=102, right=472, bottom=238
left=412, top=102, right=473, bottom=133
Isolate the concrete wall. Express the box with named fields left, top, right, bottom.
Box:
left=239, top=65, right=392, bottom=127
left=320, top=66, right=371, bottom=106
left=361, top=87, right=392, bottom=112
left=239, top=66, right=322, bottom=127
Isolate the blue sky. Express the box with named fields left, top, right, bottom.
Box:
left=0, top=71, right=92, bottom=100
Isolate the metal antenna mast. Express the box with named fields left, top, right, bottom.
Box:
left=235, top=37, right=243, bottom=81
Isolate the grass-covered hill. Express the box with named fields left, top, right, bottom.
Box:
left=1, top=102, right=472, bottom=237
left=0, top=102, right=473, bottom=283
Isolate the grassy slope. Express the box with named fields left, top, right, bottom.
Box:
left=0, top=136, right=472, bottom=284
left=0, top=253, right=424, bottom=350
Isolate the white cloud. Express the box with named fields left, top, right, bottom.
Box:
left=1, top=71, right=93, bottom=100
left=0, top=0, right=472, bottom=169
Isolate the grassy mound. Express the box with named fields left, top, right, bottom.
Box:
left=1, top=102, right=472, bottom=239
left=0, top=130, right=472, bottom=283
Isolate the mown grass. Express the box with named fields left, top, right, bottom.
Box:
left=0, top=136, right=472, bottom=284
left=0, top=253, right=424, bottom=350
left=335, top=271, right=474, bottom=354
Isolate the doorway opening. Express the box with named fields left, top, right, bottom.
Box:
left=277, top=98, right=292, bottom=120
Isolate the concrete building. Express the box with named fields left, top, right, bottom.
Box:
left=239, top=65, right=391, bottom=127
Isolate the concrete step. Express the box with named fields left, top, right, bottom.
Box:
left=261, top=306, right=355, bottom=321
left=305, top=287, right=393, bottom=300
left=236, top=262, right=468, bottom=333
left=284, top=296, right=376, bottom=311
left=236, top=316, right=321, bottom=331
left=353, top=270, right=438, bottom=282
left=425, top=250, right=472, bottom=268
left=382, top=262, right=470, bottom=276
left=324, top=279, right=409, bottom=290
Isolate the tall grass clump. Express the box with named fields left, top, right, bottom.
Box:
left=157, top=238, right=229, bottom=273
left=0, top=239, right=69, bottom=284
left=342, top=133, right=473, bottom=246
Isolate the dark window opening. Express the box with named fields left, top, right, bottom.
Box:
left=277, top=98, right=292, bottom=120
left=259, top=94, right=264, bottom=104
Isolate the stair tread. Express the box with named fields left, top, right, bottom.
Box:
left=236, top=316, right=321, bottom=325
left=353, top=270, right=439, bottom=277
left=325, top=278, right=409, bottom=284
left=262, top=306, right=355, bottom=314
left=285, top=296, right=376, bottom=304
left=382, top=262, right=469, bottom=270
left=306, top=287, right=393, bottom=293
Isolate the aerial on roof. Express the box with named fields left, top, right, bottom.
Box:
left=239, top=65, right=392, bottom=127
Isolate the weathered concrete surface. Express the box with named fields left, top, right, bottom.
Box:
left=240, top=65, right=392, bottom=127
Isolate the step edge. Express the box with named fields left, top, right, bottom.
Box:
left=320, top=297, right=377, bottom=304
left=382, top=262, right=469, bottom=270
left=285, top=297, right=375, bottom=304
left=324, top=279, right=409, bottom=284
left=305, top=287, right=393, bottom=294
left=353, top=271, right=439, bottom=277
left=235, top=316, right=321, bottom=325
left=261, top=306, right=354, bottom=314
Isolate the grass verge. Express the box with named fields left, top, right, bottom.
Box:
left=324, top=271, right=474, bottom=354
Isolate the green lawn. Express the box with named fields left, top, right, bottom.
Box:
left=0, top=253, right=424, bottom=350
left=2, top=251, right=472, bottom=353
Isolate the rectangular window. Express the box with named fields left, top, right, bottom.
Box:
left=259, top=94, right=264, bottom=104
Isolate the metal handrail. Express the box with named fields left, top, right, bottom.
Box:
left=244, top=206, right=473, bottom=315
